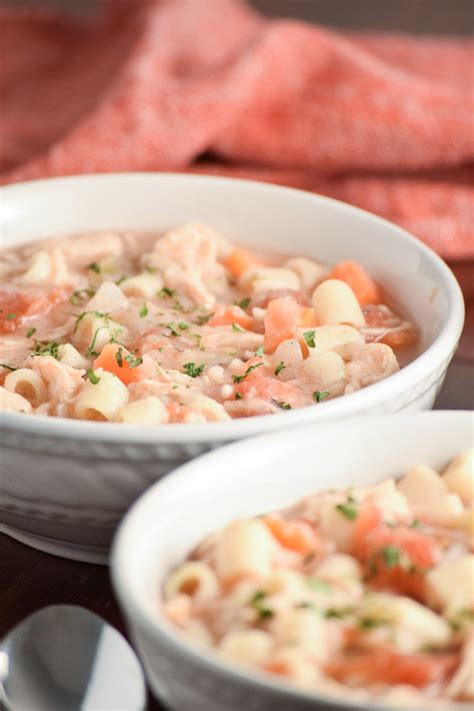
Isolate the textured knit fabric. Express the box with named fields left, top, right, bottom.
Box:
left=1, top=0, right=473, bottom=258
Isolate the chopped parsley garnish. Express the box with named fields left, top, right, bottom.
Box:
left=303, top=330, right=316, bottom=348
left=70, top=288, right=96, bottom=306
left=73, top=311, right=108, bottom=333
left=26, top=327, right=36, bottom=338
left=335, top=497, right=358, bottom=521
left=410, top=518, right=421, bottom=528
left=255, top=346, right=264, bottom=357
left=86, top=327, right=106, bottom=358
left=235, top=392, right=242, bottom=400
left=88, top=262, right=101, bottom=274
left=33, top=341, right=60, bottom=359
left=358, top=616, right=388, bottom=631
left=5, top=313, right=17, bottom=320
left=196, top=312, right=213, bottom=326
left=182, top=362, right=205, bottom=378
left=165, top=322, right=181, bottom=337
left=158, top=287, right=176, bottom=298
left=178, top=322, right=189, bottom=331
left=449, top=608, right=474, bottom=631
left=125, top=354, right=143, bottom=369
left=313, top=390, right=330, bottom=402
left=274, top=361, right=286, bottom=376
left=115, top=347, right=124, bottom=367
left=232, top=362, right=263, bottom=383
left=85, top=368, right=100, bottom=384
left=115, top=275, right=127, bottom=286
left=231, top=322, right=245, bottom=333
left=139, top=302, right=148, bottom=318
left=306, top=578, right=332, bottom=593
left=0, top=363, right=17, bottom=371
left=381, top=545, right=400, bottom=569
left=145, top=265, right=157, bottom=274
left=324, top=607, right=355, bottom=620
left=236, top=297, right=250, bottom=310
left=278, top=401, right=291, bottom=410
left=250, top=590, right=274, bottom=620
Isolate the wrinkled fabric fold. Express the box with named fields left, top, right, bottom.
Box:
left=1, top=0, right=473, bottom=258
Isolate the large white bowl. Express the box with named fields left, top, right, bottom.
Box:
left=0, top=174, right=464, bottom=562
left=112, top=411, right=474, bottom=711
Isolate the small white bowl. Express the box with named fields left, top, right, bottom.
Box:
left=112, top=411, right=473, bottom=711
left=0, top=174, right=464, bottom=561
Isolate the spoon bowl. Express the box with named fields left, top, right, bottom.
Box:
left=0, top=605, right=146, bottom=711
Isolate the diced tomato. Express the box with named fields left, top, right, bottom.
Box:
left=264, top=297, right=316, bottom=353
left=223, top=247, right=262, bottom=279
left=0, top=288, right=69, bottom=333
left=209, top=305, right=255, bottom=330
left=264, top=660, right=291, bottom=678
left=93, top=344, right=157, bottom=385
left=326, top=260, right=381, bottom=305
left=263, top=514, right=318, bottom=555
left=353, top=503, right=440, bottom=598
left=327, top=650, right=458, bottom=689
left=363, top=306, right=418, bottom=349
left=235, top=367, right=298, bottom=403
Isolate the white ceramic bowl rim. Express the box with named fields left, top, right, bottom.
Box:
left=111, top=411, right=472, bottom=711
left=0, top=173, right=465, bottom=444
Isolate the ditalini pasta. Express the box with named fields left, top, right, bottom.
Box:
left=164, top=450, right=474, bottom=707
left=0, top=223, right=417, bottom=423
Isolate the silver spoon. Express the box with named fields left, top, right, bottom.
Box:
left=0, top=605, right=146, bottom=711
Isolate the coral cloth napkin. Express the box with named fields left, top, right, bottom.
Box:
left=1, top=0, right=473, bottom=258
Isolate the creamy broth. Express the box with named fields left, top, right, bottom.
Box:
left=164, top=450, right=474, bottom=707
left=0, top=223, right=417, bottom=423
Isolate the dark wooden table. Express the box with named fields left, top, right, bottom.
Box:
left=1, top=262, right=473, bottom=711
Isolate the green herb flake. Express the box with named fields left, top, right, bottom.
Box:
left=382, top=545, right=401, bottom=569
left=255, top=346, right=264, bottom=357
left=235, top=391, right=243, bottom=400
left=324, top=607, right=354, bottom=620
left=231, top=322, right=245, bottom=333
left=196, top=312, right=213, bottom=326
left=165, top=322, right=181, bottom=337
left=0, top=363, right=17, bottom=371
left=178, top=322, right=189, bottom=331
left=26, top=327, right=36, bottom=338
left=115, top=347, right=124, bottom=368
left=278, top=401, right=291, bottom=410
left=88, top=262, right=101, bottom=274
left=5, top=313, right=17, bottom=320
left=33, top=341, right=60, bottom=359
left=125, top=354, right=143, bottom=369
left=236, top=297, right=250, bottom=310
left=70, top=288, right=96, bottom=306
left=85, top=368, right=101, bottom=385
left=274, top=361, right=286, bottom=377
left=232, top=362, right=264, bottom=383
left=139, top=303, right=149, bottom=318
left=158, top=287, right=176, bottom=299
left=335, top=498, right=358, bottom=521
left=250, top=590, right=274, bottom=620
left=358, top=616, right=388, bottom=631
left=182, top=362, right=205, bottom=378
left=303, top=330, right=316, bottom=348
left=313, top=390, right=330, bottom=402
